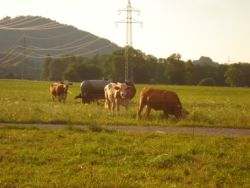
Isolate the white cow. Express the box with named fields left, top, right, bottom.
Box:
left=104, top=82, right=132, bottom=113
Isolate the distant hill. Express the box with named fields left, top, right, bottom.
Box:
left=0, top=16, right=120, bottom=79
left=193, top=56, right=218, bottom=66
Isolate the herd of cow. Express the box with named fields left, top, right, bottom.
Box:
left=50, top=80, right=189, bottom=119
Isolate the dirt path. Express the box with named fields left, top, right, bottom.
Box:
left=0, top=123, right=250, bottom=137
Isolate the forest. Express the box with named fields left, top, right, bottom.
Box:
left=42, top=47, right=250, bottom=87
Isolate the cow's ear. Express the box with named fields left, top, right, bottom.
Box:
left=114, top=86, right=120, bottom=90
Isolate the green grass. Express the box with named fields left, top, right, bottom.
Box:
left=0, top=127, right=249, bottom=187
left=0, top=79, right=250, bottom=128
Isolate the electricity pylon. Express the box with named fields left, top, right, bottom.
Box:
left=116, top=0, right=142, bottom=81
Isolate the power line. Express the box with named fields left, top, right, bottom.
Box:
left=4, top=42, right=114, bottom=60
left=24, top=29, right=78, bottom=40
left=42, top=33, right=93, bottom=49
left=0, top=53, right=23, bottom=65
left=116, top=0, right=142, bottom=81
left=0, top=17, right=116, bottom=61
left=0, top=18, right=68, bottom=31
left=0, top=16, right=40, bottom=27
left=1, top=17, right=42, bottom=28
left=0, top=24, right=67, bottom=31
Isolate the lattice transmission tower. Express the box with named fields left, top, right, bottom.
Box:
left=116, top=0, right=142, bottom=81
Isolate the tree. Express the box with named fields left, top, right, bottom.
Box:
left=167, top=53, right=181, bottom=61
left=63, top=63, right=79, bottom=81
left=164, top=54, right=186, bottom=85
left=185, top=60, right=196, bottom=85
left=48, top=57, right=71, bottom=81
left=214, top=64, right=228, bottom=86
left=198, top=77, right=215, bottom=86
left=225, top=64, right=245, bottom=87
left=111, top=50, right=125, bottom=82
left=41, top=56, right=52, bottom=80
left=225, top=63, right=250, bottom=87
left=64, top=63, right=101, bottom=81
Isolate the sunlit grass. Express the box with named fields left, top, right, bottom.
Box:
left=0, top=79, right=250, bottom=128
left=0, top=127, right=249, bottom=187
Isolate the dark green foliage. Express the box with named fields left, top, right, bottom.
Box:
left=198, top=77, right=215, bottom=86
left=48, top=56, right=71, bottom=81
left=41, top=56, right=52, bottom=80
left=225, top=63, right=250, bottom=87
left=165, top=54, right=186, bottom=85
left=41, top=48, right=250, bottom=87
left=40, top=47, right=250, bottom=87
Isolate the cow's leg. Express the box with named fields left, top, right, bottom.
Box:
left=108, top=100, right=111, bottom=109
left=104, top=91, right=110, bottom=109
left=174, top=111, right=182, bottom=119
left=163, top=111, right=169, bottom=119
left=117, top=103, right=120, bottom=113
left=137, top=101, right=146, bottom=120
left=115, top=99, right=120, bottom=114
left=105, top=98, right=111, bottom=110
left=59, top=95, right=64, bottom=103
left=145, top=106, right=151, bottom=119
left=111, top=101, right=116, bottom=114
left=125, top=105, right=128, bottom=111
left=107, top=100, right=111, bottom=110
left=63, top=94, right=67, bottom=103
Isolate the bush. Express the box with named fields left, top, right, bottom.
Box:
left=198, top=77, right=215, bottom=86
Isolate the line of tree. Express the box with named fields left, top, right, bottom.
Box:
left=42, top=48, right=250, bottom=87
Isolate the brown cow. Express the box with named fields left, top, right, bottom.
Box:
left=104, top=82, right=136, bottom=113
left=137, top=87, right=188, bottom=119
left=50, top=81, right=72, bottom=103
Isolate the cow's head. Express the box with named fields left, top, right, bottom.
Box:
left=180, top=108, right=189, bottom=118
left=61, top=80, right=73, bottom=86
left=125, top=81, right=136, bottom=99
left=114, top=83, right=131, bottom=99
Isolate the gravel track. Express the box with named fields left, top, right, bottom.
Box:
left=1, top=123, right=250, bottom=137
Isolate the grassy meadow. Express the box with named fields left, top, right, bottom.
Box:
left=0, top=79, right=250, bottom=128
left=0, top=80, right=249, bottom=187
left=0, top=126, right=249, bottom=187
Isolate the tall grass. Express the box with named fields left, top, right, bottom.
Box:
left=0, top=127, right=249, bottom=187
left=0, top=79, right=250, bottom=128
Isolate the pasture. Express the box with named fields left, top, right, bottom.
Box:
left=0, top=79, right=249, bottom=187
left=0, top=126, right=249, bottom=187
left=0, top=79, right=250, bottom=128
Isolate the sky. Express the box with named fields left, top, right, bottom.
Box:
left=0, top=0, right=250, bottom=63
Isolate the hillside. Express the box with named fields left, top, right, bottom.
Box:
left=192, top=56, right=218, bottom=66
left=0, top=16, right=120, bottom=79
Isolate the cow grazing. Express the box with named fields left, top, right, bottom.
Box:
left=104, top=82, right=136, bottom=113
left=75, top=80, right=111, bottom=104
left=50, top=81, right=72, bottom=103
left=137, top=88, right=188, bottom=119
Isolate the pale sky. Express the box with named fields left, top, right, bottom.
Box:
left=1, top=0, right=250, bottom=63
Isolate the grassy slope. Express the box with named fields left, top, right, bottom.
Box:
left=0, top=127, right=249, bottom=187
left=0, top=79, right=250, bottom=128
